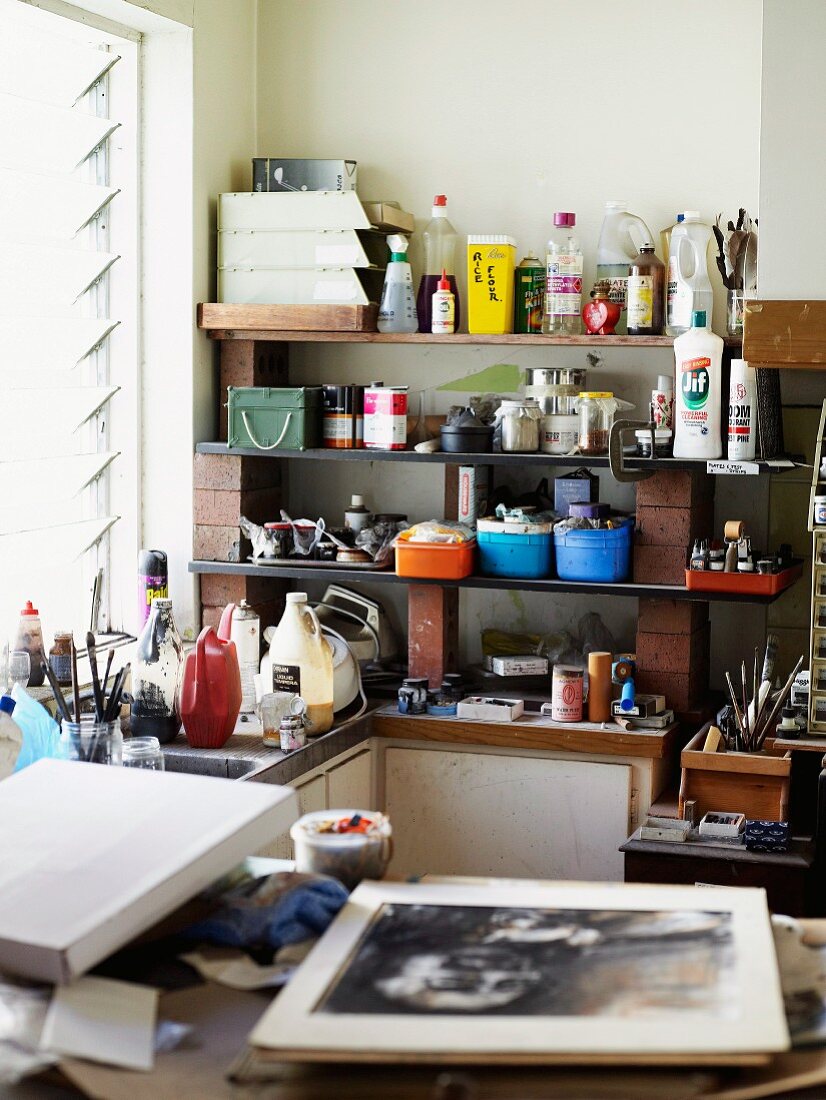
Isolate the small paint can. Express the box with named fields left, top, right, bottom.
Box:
left=814, top=495, right=826, bottom=526
left=551, top=664, right=584, bottom=722
left=322, top=384, right=364, bottom=449
left=513, top=254, right=545, bottom=334
left=364, top=384, right=408, bottom=451
left=540, top=413, right=578, bottom=455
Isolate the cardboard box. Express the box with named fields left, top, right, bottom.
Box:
left=490, top=656, right=549, bottom=677
left=0, top=760, right=298, bottom=983
left=253, top=158, right=357, bottom=193
left=456, top=696, right=524, bottom=721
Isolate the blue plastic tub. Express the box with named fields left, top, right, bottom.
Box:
left=553, top=520, right=633, bottom=583
left=477, top=522, right=554, bottom=579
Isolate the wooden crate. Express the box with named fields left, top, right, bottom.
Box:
left=678, top=728, right=791, bottom=822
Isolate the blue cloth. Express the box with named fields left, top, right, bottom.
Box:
left=184, top=871, right=348, bottom=950
left=10, top=686, right=60, bottom=772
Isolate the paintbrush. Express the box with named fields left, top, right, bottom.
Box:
left=101, top=648, right=115, bottom=710
left=741, top=661, right=751, bottom=751
left=752, top=647, right=759, bottom=741
left=755, top=655, right=805, bottom=752
left=40, top=661, right=72, bottom=724
left=105, top=664, right=130, bottom=722
left=70, top=638, right=80, bottom=724
left=86, top=632, right=104, bottom=722
left=748, top=633, right=779, bottom=729
left=725, top=672, right=746, bottom=750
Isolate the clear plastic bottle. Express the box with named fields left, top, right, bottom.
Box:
left=542, top=212, right=582, bottom=335
left=666, top=211, right=714, bottom=336
left=377, top=234, right=419, bottom=333
left=417, top=195, right=460, bottom=332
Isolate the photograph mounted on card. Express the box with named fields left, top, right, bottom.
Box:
left=248, top=880, right=788, bottom=1065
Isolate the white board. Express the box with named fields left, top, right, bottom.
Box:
left=0, top=759, right=298, bottom=983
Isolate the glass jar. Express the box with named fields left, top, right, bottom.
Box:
left=49, top=632, right=73, bottom=686
left=279, top=712, right=308, bottom=753
left=122, top=736, right=165, bottom=770
left=635, top=428, right=673, bottom=458
left=497, top=398, right=542, bottom=453
left=578, top=391, right=614, bottom=455
left=59, top=718, right=122, bottom=765
left=398, top=677, right=428, bottom=715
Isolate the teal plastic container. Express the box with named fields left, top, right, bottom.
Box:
left=477, top=520, right=554, bottom=578
left=553, top=520, right=633, bottom=582
left=227, top=387, right=323, bottom=451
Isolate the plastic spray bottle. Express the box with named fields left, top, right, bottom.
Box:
left=417, top=195, right=460, bottom=332
left=727, top=359, right=757, bottom=460
left=378, top=234, right=418, bottom=334
left=431, top=269, right=455, bottom=334
left=672, top=309, right=723, bottom=459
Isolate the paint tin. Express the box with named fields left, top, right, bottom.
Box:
left=364, top=384, right=408, bottom=450
left=551, top=664, right=584, bottom=722
left=322, top=384, right=364, bottom=449
left=514, top=254, right=545, bottom=334
left=814, top=496, right=826, bottom=526
left=540, top=413, right=578, bottom=454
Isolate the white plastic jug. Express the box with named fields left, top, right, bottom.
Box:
left=595, top=200, right=655, bottom=334
left=666, top=211, right=714, bottom=336
left=265, top=592, right=334, bottom=735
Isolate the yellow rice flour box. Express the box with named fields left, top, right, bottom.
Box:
left=466, top=235, right=517, bottom=334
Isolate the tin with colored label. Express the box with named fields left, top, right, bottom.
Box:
left=322, top=384, right=364, bottom=449
left=514, top=254, right=546, bottom=334
left=363, top=384, right=408, bottom=450
left=551, top=664, right=584, bottom=722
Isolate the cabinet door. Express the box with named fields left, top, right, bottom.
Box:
left=383, top=747, right=631, bottom=881
left=327, top=748, right=372, bottom=810
left=257, top=773, right=327, bottom=859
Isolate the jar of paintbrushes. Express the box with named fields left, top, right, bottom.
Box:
left=58, top=716, right=122, bottom=765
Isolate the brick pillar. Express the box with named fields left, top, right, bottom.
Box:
left=219, top=339, right=289, bottom=441
left=633, top=470, right=715, bottom=712
left=407, top=584, right=460, bottom=687
left=193, top=452, right=284, bottom=563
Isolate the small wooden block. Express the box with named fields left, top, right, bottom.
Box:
left=703, top=726, right=725, bottom=753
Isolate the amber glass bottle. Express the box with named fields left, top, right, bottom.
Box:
left=627, top=245, right=665, bottom=335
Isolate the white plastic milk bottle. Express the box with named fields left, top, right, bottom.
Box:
left=666, top=211, right=714, bottom=336
left=267, top=592, right=334, bottom=735
left=673, top=310, right=723, bottom=459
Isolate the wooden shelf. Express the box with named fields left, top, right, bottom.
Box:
left=188, top=559, right=794, bottom=604
left=195, top=442, right=791, bottom=473
left=198, top=306, right=742, bottom=346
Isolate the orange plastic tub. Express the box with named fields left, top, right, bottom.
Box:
left=395, top=539, right=476, bottom=580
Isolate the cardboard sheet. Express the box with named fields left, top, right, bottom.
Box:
left=41, top=977, right=158, bottom=1072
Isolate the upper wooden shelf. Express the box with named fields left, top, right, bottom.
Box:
left=197, top=304, right=742, bottom=347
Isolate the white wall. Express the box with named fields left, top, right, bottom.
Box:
left=255, top=0, right=764, bottom=665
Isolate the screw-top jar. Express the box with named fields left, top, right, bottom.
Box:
left=578, top=391, right=614, bottom=456
left=49, top=632, right=74, bottom=686
left=497, top=398, right=542, bottom=453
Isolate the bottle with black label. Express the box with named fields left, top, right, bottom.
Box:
left=267, top=592, right=334, bottom=736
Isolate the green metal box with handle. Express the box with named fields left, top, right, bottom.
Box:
left=227, top=386, right=323, bottom=451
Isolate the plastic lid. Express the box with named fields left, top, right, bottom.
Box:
left=692, top=310, right=708, bottom=327
left=286, top=592, right=308, bottom=604
left=20, top=601, right=39, bottom=616
left=579, top=391, right=613, bottom=399
left=639, top=243, right=655, bottom=251
left=387, top=233, right=408, bottom=257
left=438, top=267, right=450, bottom=291
left=0, top=695, right=15, bottom=715
left=349, top=495, right=365, bottom=508
left=553, top=212, right=576, bottom=227
left=605, top=200, right=627, bottom=209
left=433, top=195, right=447, bottom=206
left=676, top=213, right=685, bottom=222
left=683, top=210, right=701, bottom=221
left=635, top=429, right=673, bottom=439
left=656, top=374, right=673, bottom=393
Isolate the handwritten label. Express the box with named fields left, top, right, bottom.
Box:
left=706, top=460, right=759, bottom=476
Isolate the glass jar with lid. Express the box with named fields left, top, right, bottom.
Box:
left=496, top=398, right=542, bottom=453
left=578, top=391, right=615, bottom=456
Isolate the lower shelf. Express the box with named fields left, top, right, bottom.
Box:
left=188, top=560, right=793, bottom=603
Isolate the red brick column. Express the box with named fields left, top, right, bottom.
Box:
left=633, top=470, right=714, bottom=586
left=635, top=599, right=710, bottom=713
left=218, top=339, right=288, bottom=441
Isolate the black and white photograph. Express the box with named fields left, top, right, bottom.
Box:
left=317, top=902, right=737, bottom=1018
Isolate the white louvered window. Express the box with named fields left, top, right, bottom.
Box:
left=0, top=0, right=139, bottom=641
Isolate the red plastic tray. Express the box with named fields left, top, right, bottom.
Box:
left=684, top=561, right=803, bottom=595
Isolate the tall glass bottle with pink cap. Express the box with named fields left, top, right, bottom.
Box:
left=417, top=195, right=460, bottom=333
left=542, top=212, right=583, bottom=335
